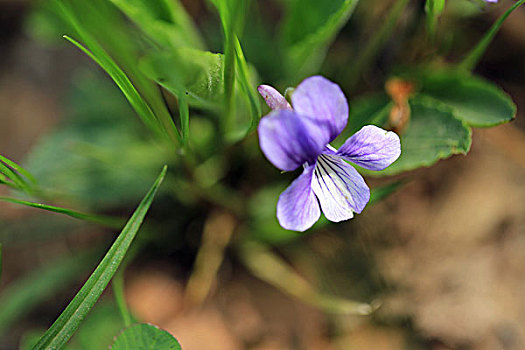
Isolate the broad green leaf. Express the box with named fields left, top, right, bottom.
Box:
left=111, top=324, right=182, bottom=350
left=140, top=49, right=225, bottom=110
left=377, top=98, right=472, bottom=175
left=281, top=0, right=359, bottom=78
left=419, top=71, right=516, bottom=127
left=109, top=0, right=204, bottom=50
left=31, top=166, right=166, bottom=350
left=0, top=252, right=94, bottom=337
left=0, top=197, right=122, bottom=228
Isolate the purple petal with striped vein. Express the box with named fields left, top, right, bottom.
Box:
left=291, top=76, right=349, bottom=142
left=258, top=85, right=292, bottom=110
left=311, top=154, right=370, bottom=222
left=258, top=109, right=331, bottom=171
left=336, top=125, right=401, bottom=171
left=277, top=164, right=320, bottom=232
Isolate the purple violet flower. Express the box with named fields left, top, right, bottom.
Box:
left=257, top=76, right=401, bottom=232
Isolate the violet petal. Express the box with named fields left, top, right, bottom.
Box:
left=291, top=76, right=349, bottom=141
left=311, top=154, right=370, bottom=221
left=258, top=85, right=292, bottom=110
left=336, top=125, right=401, bottom=171
left=258, top=109, right=331, bottom=171
left=277, top=164, right=320, bottom=232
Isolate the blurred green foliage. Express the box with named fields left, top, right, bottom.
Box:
left=0, top=0, right=522, bottom=347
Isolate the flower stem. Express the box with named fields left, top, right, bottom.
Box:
left=459, top=0, right=525, bottom=72
left=346, top=0, right=411, bottom=91
left=112, top=269, right=132, bottom=327
left=223, top=21, right=237, bottom=138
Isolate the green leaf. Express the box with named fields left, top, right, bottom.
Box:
left=425, top=0, right=445, bottom=38
left=109, top=0, right=204, bottom=50
left=0, top=154, right=36, bottom=194
left=377, top=98, right=472, bottom=175
left=57, top=1, right=180, bottom=148
left=140, top=48, right=225, bottom=111
left=233, top=36, right=262, bottom=133
left=63, top=35, right=170, bottom=142
left=282, top=0, right=359, bottom=78
left=31, top=166, right=166, bottom=350
left=460, top=0, right=525, bottom=71
left=0, top=154, right=36, bottom=185
left=419, top=71, right=516, bottom=127
left=0, top=252, right=94, bottom=337
left=0, top=197, right=122, bottom=228
left=111, top=324, right=182, bottom=350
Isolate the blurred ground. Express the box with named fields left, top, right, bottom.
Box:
left=1, top=1, right=525, bottom=349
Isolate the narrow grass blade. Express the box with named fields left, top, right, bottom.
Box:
left=63, top=35, right=170, bottom=143
left=346, top=0, right=410, bottom=90
left=0, top=154, right=37, bottom=185
left=178, top=94, right=189, bottom=149
left=460, top=0, right=525, bottom=71
left=237, top=240, right=376, bottom=315
left=0, top=197, right=123, bottom=228
left=0, top=155, right=35, bottom=194
left=234, top=36, right=262, bottom=133
left=31, top=166, right=167, bottom=350
left=425, top=0, right=445, bottom=41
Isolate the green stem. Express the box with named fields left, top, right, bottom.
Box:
left=178, top=94, right=190, bottom=150
left=112, top=269, right=132, bottom=327
left=223, top=27, right=236, bottom=136
left=346, top=0, right=411, bottom=90
left=459, top=0, right=525, bottom=72
left=0, top=196, right=123, bottom=229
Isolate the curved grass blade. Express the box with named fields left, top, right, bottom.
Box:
left=0, top=155, right=35, bottom=194
left=0, top=197, right=122, bottom=229
left=0, top=154, right=37, bottom=185
left=234, top=36, right=262, bottom=133
left=460, top=0, right=525, bottom=71
left=31, top=166, right=167, bottom=350
left=62, top=35, right=172, bottom=144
